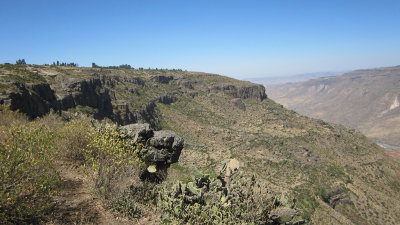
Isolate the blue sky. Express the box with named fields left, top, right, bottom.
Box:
left=1, top=0, right=399, bottom=79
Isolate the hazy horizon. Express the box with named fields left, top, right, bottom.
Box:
left=1, top=0, right=399, bottom=79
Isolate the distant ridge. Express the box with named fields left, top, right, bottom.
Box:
left=267, top=65, right=400, bottom=156
left=245, top=71, right=348, bottom=85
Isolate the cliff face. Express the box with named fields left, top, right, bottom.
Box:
left=1, top=66, right=267, bottom=127
left=8, top=78, right=114, bottom=120
left=210, top=84, right=267, bottom=101
left=60, top=78, right=114, bottom=119
left=9, top=83, right=57, bottom=118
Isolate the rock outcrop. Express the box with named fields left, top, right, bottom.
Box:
left=269, top=207, right=300, bottom=224
left=2, top=75, right=167, bottom=126
left=5, top=78, right=114, bottom=120
left=172, top=80, right=196, bottom=89
left=9, top=83, right=58, bottom=118
left=211, top=84, right=267, bottom=101
left=120, top=123, right=184, bottom=182
left=325, top=186, right=352, bottom=208
left=148, top=130, right=184, bottom=164
left=63, top=78, right=114, bottom=119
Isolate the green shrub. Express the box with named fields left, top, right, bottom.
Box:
left=315, top=185, right=329, bottom=202
left=296, top=188, right=319, bottom=220
left=0, top=121, right=61, bottom=224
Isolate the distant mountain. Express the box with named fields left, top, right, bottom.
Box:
left=246, top=71, right=347, bottom=85
left=267, top=65, right=400, bottom=158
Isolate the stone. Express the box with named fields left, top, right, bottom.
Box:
left=147, top=165, right=157, bottom=173
left=218, top=158, right=240, bottom=178
left=149, top=130, right=184, bottom=153
left=120, top=123, right=153, bottom=142
left=269, top=207, right=297, bottom=224
left=146, top=147, right=169, bottom=162
left=124, top=127, right=184, bottom=182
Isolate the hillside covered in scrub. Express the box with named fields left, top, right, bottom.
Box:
left=267, top=66, right=400, bottom=159
left=1, top=63, right=400, bottom=224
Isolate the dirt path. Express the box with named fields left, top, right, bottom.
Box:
left=48, top=161, right=131, bottom=225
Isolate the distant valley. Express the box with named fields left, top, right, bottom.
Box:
left=246, top=71, right=347, bottom=85
left=267, top=66, right=400, bottom=159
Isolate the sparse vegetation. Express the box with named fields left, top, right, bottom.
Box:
left=158, top=170, right=286, bottom=224
left=0, top=64, right=400, bottom=224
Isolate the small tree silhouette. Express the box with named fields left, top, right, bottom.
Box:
left=16, top=59, right=26, bottom=65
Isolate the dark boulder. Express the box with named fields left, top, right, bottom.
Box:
left=149, top=130, right=184, bottom=164
left=120, top=123, right=184, bottom=182
left=142, top=130, right=184, bottom=182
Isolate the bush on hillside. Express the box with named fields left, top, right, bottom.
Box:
left=83, top=124, right=145, bottom=201
left=0, top=109, right=61, bottom=224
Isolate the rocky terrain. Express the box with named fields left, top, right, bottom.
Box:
left=267, top=66, right=400, bottom=159
left=1, top=63, right=400, bottom=224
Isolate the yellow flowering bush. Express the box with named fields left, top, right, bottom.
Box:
left=85, top=124, right=144, bottom=173
left=83, top=124, right=145, bottom=201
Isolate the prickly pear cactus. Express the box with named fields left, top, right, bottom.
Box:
left=158, top=163, right=307, bottom=224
